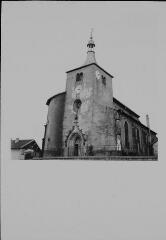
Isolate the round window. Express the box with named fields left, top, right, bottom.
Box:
left=73, top=99, right=82, bottom=114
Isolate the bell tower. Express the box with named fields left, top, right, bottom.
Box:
left=62, top=31, right=116, bottom=156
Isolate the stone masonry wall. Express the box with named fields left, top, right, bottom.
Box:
left=91, top=65, right=116, bottom=150
left=62, top=65, right=94, bottom=148
left=44, top=93, right=65, bottom=155
left=63, top=64, right=116, bottom=154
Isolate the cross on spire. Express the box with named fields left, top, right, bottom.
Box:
left=87, top=28, right=95, bottom=50
left=90, top=28, right=94, bottom=39
left=83, top=29, right=97, bottom=65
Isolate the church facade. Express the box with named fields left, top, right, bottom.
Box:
left=42, top=34, right=157, bottom=157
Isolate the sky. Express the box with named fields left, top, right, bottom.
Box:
left=2, top=1, right=160, bottom=148
left=2, top=2, right=166, bottom=240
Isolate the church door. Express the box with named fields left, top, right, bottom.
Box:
left=74, top=144, right=79, bottom=156
left=73, top=136, right=81, bottom=156
left=68, top=134, right=83, bottom=156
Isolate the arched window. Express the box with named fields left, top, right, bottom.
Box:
left=76, top=73, right=80, bottom=82
left=142, top=131, right=147, bottom=154
left=75, top=72, right=83, bottom=86
left=136, top=129, right=140, bottom=141
left=132, top=127, right=136, bottom=151
left=136, top=128, right=140, bottom=152
left=124, top=121, right=129, bottom=149
left=73, top=99, right=82, bottom=114
left=102, top=75, right=106, bottom=86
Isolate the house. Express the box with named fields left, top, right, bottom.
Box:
left=11, top=138, right=41, bottom=159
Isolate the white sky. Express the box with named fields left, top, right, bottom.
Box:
left=2, top=1, right=160, bottom=148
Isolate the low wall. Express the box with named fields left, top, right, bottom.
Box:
left=33, top=156, right=158, bottom=161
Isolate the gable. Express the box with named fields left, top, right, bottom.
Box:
left=66, top=63, right=114, bottom=79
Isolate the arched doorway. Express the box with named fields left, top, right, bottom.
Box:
left=73, top=135, right=81, bottom=156
left=67, top=133, right=83, bottom=156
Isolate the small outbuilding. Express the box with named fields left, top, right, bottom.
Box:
left=11, top=138, right=41, bottom=159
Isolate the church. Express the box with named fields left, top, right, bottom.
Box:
left=42, top=33, right=157, bottom=157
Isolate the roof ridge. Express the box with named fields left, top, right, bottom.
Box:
left=46, top=91, right=66, bottom=105
left=21, top=139, right=34, bottom=149
left=113, top=97, right=140, bottom=118
left=66, top=63, right=114, bottom=78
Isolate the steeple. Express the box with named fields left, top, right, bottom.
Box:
left=83, top=29, right=97, bottom=65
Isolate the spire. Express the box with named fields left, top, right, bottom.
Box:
left=87, top=28, right=95, bottom=50
left=83, top=29, right=97, bottom=65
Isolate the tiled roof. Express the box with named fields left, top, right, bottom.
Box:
left=11, top=139, right=34, bottom=149
left=46, top=92, right=66, bottom=105
left=113, top=97, right=140, bottom=118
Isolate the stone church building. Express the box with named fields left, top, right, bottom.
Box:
left=42, top=33, right=157, bottom=157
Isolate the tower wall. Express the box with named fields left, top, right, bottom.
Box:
left=62, top=65, right=94, bottom=149
left=63, top=64, right=116, bottom=155
left=44, top=93, right=65, bottom=156
left=90, top=65, right=116, bottom=152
